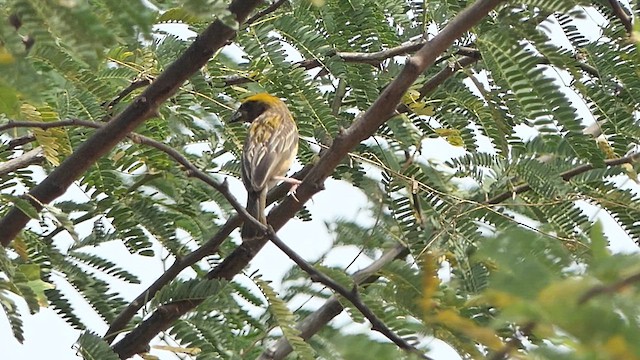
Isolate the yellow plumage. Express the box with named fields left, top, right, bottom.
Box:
left=230, top=93, right=299, bottom=240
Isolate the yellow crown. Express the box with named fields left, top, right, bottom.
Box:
left=243, top=93, right=283, bottom=105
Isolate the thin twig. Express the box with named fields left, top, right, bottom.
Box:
left=5, top=135, right=36, bottom=149
left=246, top=0, right=288, bottom=25
left=579, top=271, right=640, bottom=304
left=0, top=117, right=258, bottom=236
left=418, top=55, right=479, bottom=98
left=102, top=79, right=151, bottom=113
left=488, top=322, right=535, bottom=360
left=487, top=152, right=640, bottom=204
left=265, top=228, right=431, bottom=360
left=257, top=243, right=410, bottom=360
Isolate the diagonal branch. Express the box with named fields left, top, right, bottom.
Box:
left=0, top=0, right=264, bottom=247
left=104, top=165, right=312, bottom=343
left=579, top=271, right=640, bottom=304
left=258, top=241, right=413, bottom=360
left=0, top=147, right=45, bottom=176
left=0, top=118, right=247, bottom=219
left=607, top=0, right=633, bottom=33
left=487, top=152, right=640, bottom=204
left=102, top=79, right=152, bottom=116
left=0, top=117, right=310, bottom=344
left=110, top=0, right=506, bottom=358
left=246, top=0, right=289, bottom=25
left=265, top=228, right=430, bottom=359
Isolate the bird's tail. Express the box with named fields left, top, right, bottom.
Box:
left=241, top=189, right=267, bottom=240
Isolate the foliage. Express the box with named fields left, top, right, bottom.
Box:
left=0, top=0, right=639, bottom=359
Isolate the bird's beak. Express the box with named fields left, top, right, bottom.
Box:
left=230, top=109, right=243, bottom=123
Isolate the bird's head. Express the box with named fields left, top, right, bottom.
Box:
left=230, top=93, right=284, bottom=123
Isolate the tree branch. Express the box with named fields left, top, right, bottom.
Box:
left=5, top=135, right=36, bottom=149
left=102, top=79, right=152, bottom=116
left=265, top=228, right=429, bottom=359
left=104, top=165, right=312, bottom=343
left=246, top=0, right=289, bottom=25
left=487, top=152, right=640, bottom=204
left=488, top=322, right=535, bottom=360
left=222, top=38, right=429, bottom=86
left=607, top=0, right=633, bottom=33
left=0, top=118, right=250, bottom=221
left=110, top=0, right=506, bottom=357
left=257, top=243, right=411, bottom=360
left=579, top=271, right=640, bottom=304
left=418, top=55, right=479, bottom=98
left=0, top=0, right=263, bottom=247
left=0, top=147, right=44, bottom=177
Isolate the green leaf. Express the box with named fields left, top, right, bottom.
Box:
left=75, top=332, right=120, bottom=360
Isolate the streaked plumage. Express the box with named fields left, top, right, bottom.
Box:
left=231, top=93, right=299, bottom=240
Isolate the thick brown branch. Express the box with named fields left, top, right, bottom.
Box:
left=104, top=163, right=312, bottom=343
left=487, top=152, right=640, bottom=204
left=0, top=0, right=263, bottom=247
left=607, top=0, right=633, bottom=33
left=110, top=0, right=505, bottom=358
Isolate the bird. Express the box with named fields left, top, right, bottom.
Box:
left=230, top=93, right=301, bottom=240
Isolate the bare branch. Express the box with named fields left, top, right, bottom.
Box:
left=222, top=39, right=429, bottom=86
left=579, top=271, right=640, bottom=304
left=246, top=0, right=289, bottom=25
left=104, top=164, right=312, bottom=343
left=0, top=0, right=264, bottom=247
left=487, top=152, right=640, bottom=204
left=102, top=79, right=151, bottom=114
left=607, top=0, right=633, bottom=33
left=257, top=243, right=410, bottom=360
left=6, top=135, right=36, bottom=149
left=0, top=147, right=44, bottom=176
left=418, top=55, right=479, bottom=98
left=488, top=322, right=535, bottom=360
left=0, top=118, right=250, bottom=219
left=265, top=228, right=429, bottom=359
left=0, top=119, right=85, bottom=132
left=110, top=0, right=506, bottom=357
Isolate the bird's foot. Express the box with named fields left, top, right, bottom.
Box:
left=274, top=176, right=302, bottom=202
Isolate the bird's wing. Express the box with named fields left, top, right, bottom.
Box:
left=242, top=114, right=297, bottom=192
